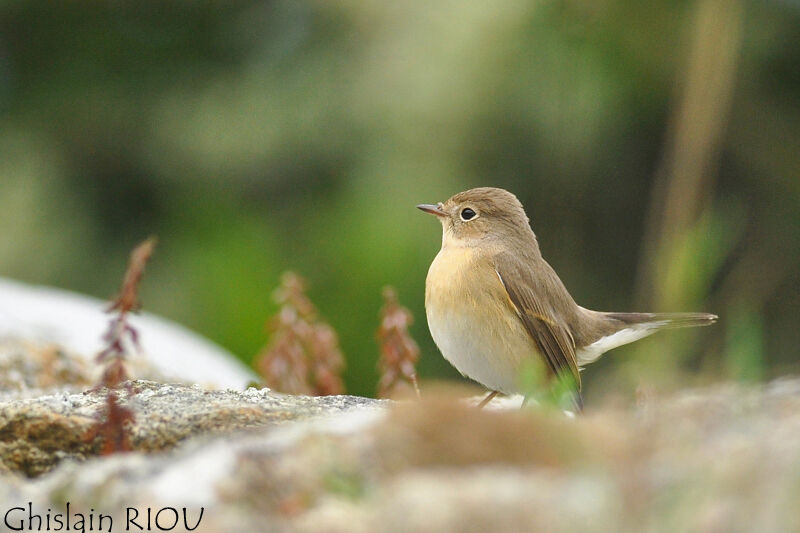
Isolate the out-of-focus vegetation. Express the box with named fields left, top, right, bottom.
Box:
left=0, top=0, right=797, bottom=400
left=376, top=286, right=421, bottom=399
left=255, top=271, right=346, bottom=395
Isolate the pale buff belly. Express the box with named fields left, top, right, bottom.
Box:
left=425, top=247, right=539, bottom=395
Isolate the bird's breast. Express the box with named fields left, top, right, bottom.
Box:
left=424, top=247, right=537, bottom=394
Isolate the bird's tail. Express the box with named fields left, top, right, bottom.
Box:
left=575, top=310, right=718, bottom=366
left=604, top=312, right=718, bottom=329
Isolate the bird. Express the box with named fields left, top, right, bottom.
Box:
left=418, top=187, right=717, bottom=410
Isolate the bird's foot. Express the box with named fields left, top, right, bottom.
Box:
left=477, top=390, right=499, bottom=409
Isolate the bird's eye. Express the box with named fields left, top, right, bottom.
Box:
left=460, top=208, right=477, bottom=221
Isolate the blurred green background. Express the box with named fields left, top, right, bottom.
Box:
left=0, top=0, right=798, bottom=400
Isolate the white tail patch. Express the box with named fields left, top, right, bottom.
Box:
left=575, top=322, right=668, bottom=366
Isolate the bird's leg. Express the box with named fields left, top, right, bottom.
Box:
left=520, top=396, right=531, bottom=409
left=477, top=390, right=499, bottom=409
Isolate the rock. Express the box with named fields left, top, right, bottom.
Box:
left=0, top=340, right=171, bottom=400
left=0, top=333, right=799, bottom=533
left=0, top=380, right=385, bottom=477
left=1, top=378, right=799, bottom=532
left=0, top=341, right=93, bottom=394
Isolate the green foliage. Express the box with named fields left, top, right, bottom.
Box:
left=725, top=304, right=765, bottom=383
left=518, top=359, right=579, bottom=412
left=0, top=0, right=798, bottom=399
left=323, top=469, right=367, bottom=502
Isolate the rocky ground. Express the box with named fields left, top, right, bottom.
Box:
left=0, top=340, right=798, bottom=532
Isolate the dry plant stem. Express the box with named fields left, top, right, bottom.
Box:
left=99, top=391, right=135, bottom=455
left=377, top=287, right=422, bottom=399
left=108, top=237, right=157, bottom=314
left=96, top=237, right=157, bottom=387
left=256, top=272, right=345, bottom=396
left=88, top=237, right=156, bottom=454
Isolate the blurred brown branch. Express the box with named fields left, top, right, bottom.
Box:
left=636, top=0, right=744, bottom=310
left=627, top=0, right=744, bottom=385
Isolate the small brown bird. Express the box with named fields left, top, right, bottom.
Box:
left=418, top=187, right=717, bottom=409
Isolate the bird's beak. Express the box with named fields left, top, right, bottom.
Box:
left=416, top=203, right=447, bottom=217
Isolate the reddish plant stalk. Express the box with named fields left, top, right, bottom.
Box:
left=256, top=272, right=345, bottom=396
left=377, top=287, right=421, bottom=399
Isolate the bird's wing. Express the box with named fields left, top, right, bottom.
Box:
left=493, top=252, right=581, bottom=391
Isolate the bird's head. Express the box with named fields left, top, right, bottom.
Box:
left=417, top=187, right=534, bottom=249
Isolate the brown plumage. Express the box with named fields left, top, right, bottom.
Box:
left=419, top=187, right=717, bottom=409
